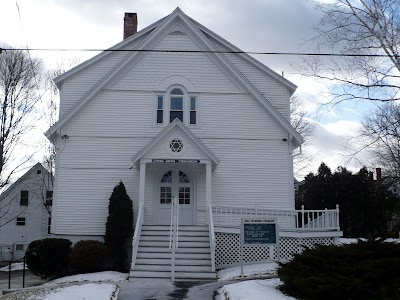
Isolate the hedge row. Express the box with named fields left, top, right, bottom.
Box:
left=25, top=238, right=108, bottom=279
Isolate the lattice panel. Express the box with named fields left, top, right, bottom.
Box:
left=216, top=232, right=336, bottom=268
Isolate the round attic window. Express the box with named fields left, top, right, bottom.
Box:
left=170, top=139, right=183, bottom=153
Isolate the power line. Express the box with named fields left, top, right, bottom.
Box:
left=0, top=47, right=397, bottom=58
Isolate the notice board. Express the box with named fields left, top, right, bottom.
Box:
left=241, top=218, right=278, bottom=245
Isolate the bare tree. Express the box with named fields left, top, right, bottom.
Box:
left=0, top=45, right=43, bottom=188
left=297, top=0, right=400, bottom=105
left=42, top=58, right=79, bottom=179
left=290, top=95, right=315, bottom=177
left=360, top=101, right=400, bottom=178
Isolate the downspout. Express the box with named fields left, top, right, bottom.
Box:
left=292, top=145, right=302, bottom=158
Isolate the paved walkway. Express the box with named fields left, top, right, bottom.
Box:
left=117, top=280, right=234, bottom=300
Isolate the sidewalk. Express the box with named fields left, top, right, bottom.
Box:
left=117, top=280, right=233, bottom=300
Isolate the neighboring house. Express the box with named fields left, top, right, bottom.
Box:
left=46, top=8, right=342, bottom=281
left=0, top=163, right=53, bottom=261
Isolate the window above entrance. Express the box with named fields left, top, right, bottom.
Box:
left=155, top=86, right=198, bottom=127
left=170, top=139, right=183, bottom=153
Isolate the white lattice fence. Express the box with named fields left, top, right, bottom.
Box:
left=215, top=232, right=336, bottom=269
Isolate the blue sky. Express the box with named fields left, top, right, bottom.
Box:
left=0, top=0, right=375, bottom=178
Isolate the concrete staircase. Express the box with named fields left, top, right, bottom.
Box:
left=129, top=225, right=216, bottom=281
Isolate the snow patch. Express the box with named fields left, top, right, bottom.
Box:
left=216, top=278, right=296, bottom=300
left=43, top=283, right=118, bottom=300
left=0, top=262, right=27, bottom=272
left=44, top=271, right=128, bottom=286
left=217, top=262, right=278, bottom=281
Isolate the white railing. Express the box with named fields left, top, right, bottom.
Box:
left=207, top=204, right=216, bottom=272
left=212, top=205, right=340, bottom=231
left=169, top=196, right=179, bottom=281
left=300, top=205, right=340, bottom=231
left=130, top=203, right=144, bottom=270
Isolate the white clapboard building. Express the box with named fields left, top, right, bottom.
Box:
left=0, top=163, right=53, bottom=261
left=46, top=8, right=342, bottom=281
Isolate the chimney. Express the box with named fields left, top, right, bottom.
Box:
left=376, top=168, right=382, bottom=182
left=124, top=13, right=137, bottom=40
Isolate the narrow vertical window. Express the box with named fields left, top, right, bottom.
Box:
left=190, top=97, right=196, bottom=125
left=48, top=217, right=51, bottom=234
left=170, top=89, right=184, bottom=123
left=46, top=191, right=53, bottom=206
left=157, top=96, right=163, bottom=124
left=20, top=191, right=28, bottom=206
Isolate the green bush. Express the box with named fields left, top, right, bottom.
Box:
left=104, top=181, right=133, bottom=271
left=278, top=240, right=400, bottom=300
left=25, top=238, right=72, bottom=279
left=70, top=240, right=107, bottom=273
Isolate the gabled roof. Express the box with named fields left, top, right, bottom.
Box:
left=132, top=118, right=220, bottom=169
left=52, top=16, right=166, bottom=88
left=0, top=163, right=53, bottom=201
left=46, top=7, right=303, bottom=146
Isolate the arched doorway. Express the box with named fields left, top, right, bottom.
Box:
left=154, top=168, right=195, bottom=225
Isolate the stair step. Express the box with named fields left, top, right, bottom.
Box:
left=142, top=225, right=208, bottom=232
left=136, top=258, right=211, bottom=266
left=129, top=270, right=216, bottom=281
left=140, top=231, right=210, bottom=241
left=140, top=241, right=210, bottom=248
left=130, top=225, right=215, bottom=281
left=140, top=235, right=209, bottom=242
left=134, top=264, right=212, bottom=272
left=175, top=271, right=217, bottom=280
left=137, top=252, right=211, bottom=259
left=129, top=271, right=171, bottom=279
left=141, top=230, right=209, bottom=237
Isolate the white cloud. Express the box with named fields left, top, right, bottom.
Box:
left=300, top=119, right=372, bottom=177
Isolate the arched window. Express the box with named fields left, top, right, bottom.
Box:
left=159, top=170, right=191, bottom=205
left=155, top=87, right=197, bottom=126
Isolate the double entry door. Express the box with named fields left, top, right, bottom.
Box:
left=155, top=168, right=195, bottom=225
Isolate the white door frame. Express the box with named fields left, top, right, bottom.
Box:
left=153, top=165, right=197, bottom=225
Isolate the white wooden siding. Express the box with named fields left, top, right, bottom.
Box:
left=55, top=89, right=291, bottom=235
left=209, top=140, right=291, bottom=210
left=207, top=34, right=290, bottom=119
left=53, top=24, right=295, bottom=236
left=111, top=34, right=241, bottom=93
left=0, top=166, right=53, bottom=250
left=59, top=35, right=147, bottom=116
left=53, top=168, right=138, bottom=235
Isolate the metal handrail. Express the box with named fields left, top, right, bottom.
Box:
left=130, top=203, right=144, bottom=270
left=208, top=204, right=216, bottom=271
left=176, top=197, right=180, bottom=249
left=169, top=198, right=175, bottom=249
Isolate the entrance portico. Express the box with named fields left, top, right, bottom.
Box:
left=132, top=119, right=219, bottom=226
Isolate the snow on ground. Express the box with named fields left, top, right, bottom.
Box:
left=43, top=271, right=128, bottom=286
left=216, top=262, right=297, bottom=300
left=216, top=278, right=297, bottom=300
left=0, top=272, right=127, bottom=300
left=0, top=262, right=27, bottom=272
left=217, top=262, right=278, bottom=281
left=43, top=283, right=118, bottom=300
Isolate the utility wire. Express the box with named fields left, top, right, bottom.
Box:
left=0, top=47, right=398, bottom=58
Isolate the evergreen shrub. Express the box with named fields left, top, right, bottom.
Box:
left=70, top=240, right=108, bottom=273
left=25, top=238, right=72, bottom=279
left=104, top=181, right=133, bottom=271
left=278, top=240, right=400, bottom=300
